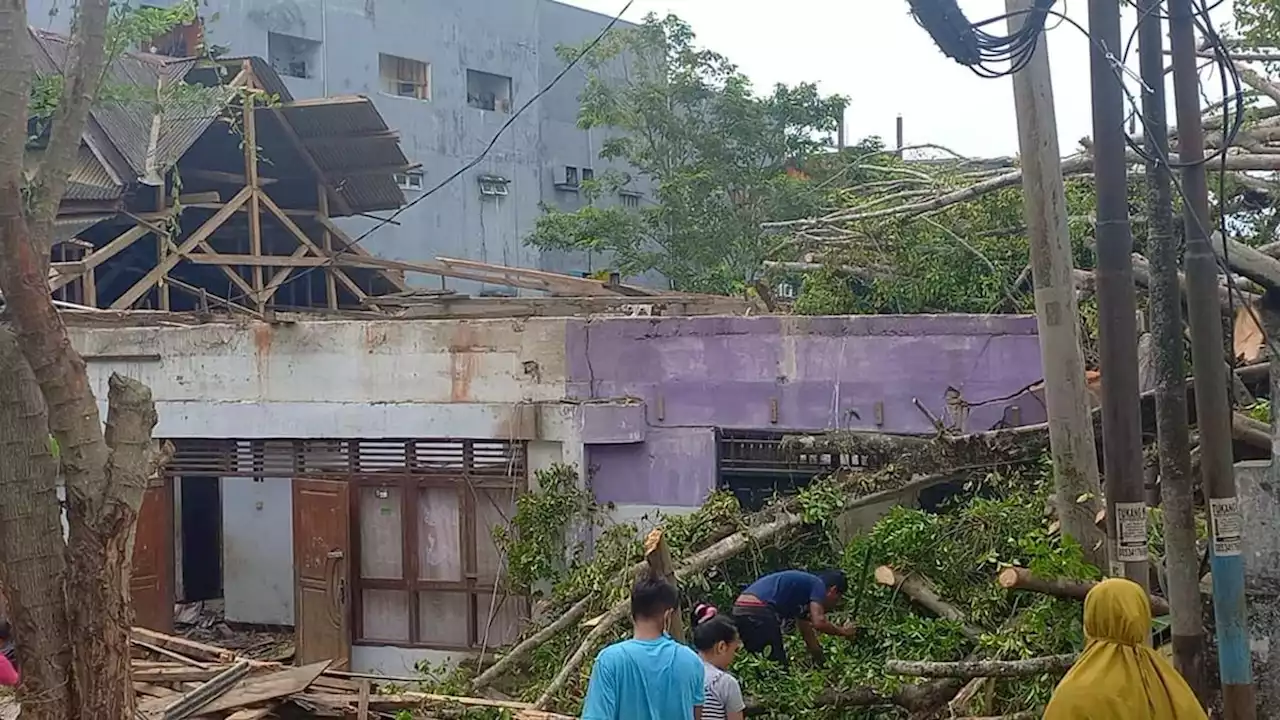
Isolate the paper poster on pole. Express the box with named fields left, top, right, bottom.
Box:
left=1210, top=496, right=1243, bottom=558
left=1115, top=501, right=1148, bottom=562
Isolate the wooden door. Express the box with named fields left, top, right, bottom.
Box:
left=131, top=478, right=173, bottom=633
left=293, top=477, right=351, bottom=668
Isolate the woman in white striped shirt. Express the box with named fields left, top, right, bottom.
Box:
left=690, top=604, right=746, bottom=720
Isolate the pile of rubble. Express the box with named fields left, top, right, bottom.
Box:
left=128, top=627, right=570, bottom=719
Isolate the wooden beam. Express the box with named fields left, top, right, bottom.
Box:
left=112, top=185, right=253, bottom=309
left=157, top=184, right=170, bottom=311
left=261, top=244, right=315, bottom=305
left=258, top=190, right=370, bottom=303
left=311, top=214, right=410, bottom=292
left=176, top=191, right=221, bottom=205
left=244, top=95, right=265, bottom=311
left=165, top=236, right=257, bottom=300
left=184, top=169, right=279, bottom=186
left=278, top=95, right=371, bottom=109
left=318, top=183, right=337, bottom=309
left=302, top=129, right=400, bottom=145
left=325, top=162, right=422, bottom=180
left=184, top=254, right=328, bottom=267
left=167, top=278, right=263, bottom=319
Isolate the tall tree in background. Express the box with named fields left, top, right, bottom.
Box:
left=526, top=14, right=847, bottom=295
left=0, top=1, right=190, bottom=717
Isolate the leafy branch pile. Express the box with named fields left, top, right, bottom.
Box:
left=419, top=452, right=1098, bottom=719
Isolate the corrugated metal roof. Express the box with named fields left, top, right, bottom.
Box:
left=274, top=98, right=410, bottom=214
left=31, top=30, right=227, bottom=180
left=25, top=146, right=124, bottom=201
left=30, top=32, right=410, bottom=215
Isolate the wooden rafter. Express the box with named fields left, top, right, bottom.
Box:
left=112, top=185, right=253, bottom=309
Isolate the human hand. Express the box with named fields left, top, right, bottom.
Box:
left=842, top=624, right=858, bottom=640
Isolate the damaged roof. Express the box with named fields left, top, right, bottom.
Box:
left=28, top=29, right=410, bottom=216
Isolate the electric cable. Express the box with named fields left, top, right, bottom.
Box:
left=218, top=0, right=636, bottom=306
left=907, top=0, right=1058, bottom=78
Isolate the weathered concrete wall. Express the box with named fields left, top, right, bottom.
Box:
left=1235, top=460, right=1280, bottom=710
left=67, top=314, right=1045, bottom=671
left=570, top=315, right=1045, bottom=513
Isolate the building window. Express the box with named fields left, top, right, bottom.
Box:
left=478, top=174, right=509, bottom=197
left=395, top=170, right=424, bottom=191
left=354, top=474, right=526, bottom=649
left=268, top=32, right=321, bottom=79
left=620, top=191, right=641, bottom=209
left=380, top=53, right=430, bottom=100
left=581, top=168, right=594, bottom=184
left=466, top=69, right=513, bottom=113
left=555, top=166, right=580, bottom=190
left=140, top=8, right=203, bottom=57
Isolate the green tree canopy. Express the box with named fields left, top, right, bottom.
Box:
left=525, top=14, right=848, bottom=294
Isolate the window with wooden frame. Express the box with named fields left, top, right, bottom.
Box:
left=351, top=441, right=526, bottom=650
left=379, top=53, right=431, bottom=101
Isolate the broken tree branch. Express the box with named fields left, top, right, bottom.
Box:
left=885, top=654, right=1078, bottom=678
left=997, top=567, right=1170, bottom=615
left=875, top=566, right=986, bottom=642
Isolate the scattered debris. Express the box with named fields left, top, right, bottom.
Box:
left=127, top=627, right=539, bottom=719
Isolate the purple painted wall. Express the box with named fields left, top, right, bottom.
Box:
left=566, top=315, right=1047, bottom=508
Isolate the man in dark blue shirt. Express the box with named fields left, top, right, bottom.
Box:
left=731, top=569, right=854, bottom=668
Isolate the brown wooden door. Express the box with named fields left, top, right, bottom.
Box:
left=293, top=477, right=351, bottom=668
left=131, top=478, right=173, bottom=633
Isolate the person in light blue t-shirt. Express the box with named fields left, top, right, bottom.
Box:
left=582, top=571, right=705, bottom=720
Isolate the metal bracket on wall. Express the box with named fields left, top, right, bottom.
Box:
left=874, top=401, right=885, bottom=427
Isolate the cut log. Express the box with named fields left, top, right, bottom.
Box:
left=875, top=566, right=986, bottom=641
left=997, top=567, right=1170, bottom=615
left=885, top=654, right=1078, bottom=678
left=644, top=528, right=686, bottom=642
left=1231, top=412, right=1271, bottom=452
left=1211, top=233, right=1280, bottom=293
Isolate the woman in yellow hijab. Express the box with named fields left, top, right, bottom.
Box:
left=1044, top=578, right=1207, bottom=720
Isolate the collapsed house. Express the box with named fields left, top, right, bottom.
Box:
left=18, top=28, right=1052, bottom=682
left=65, top=311, right=1045, bottom=675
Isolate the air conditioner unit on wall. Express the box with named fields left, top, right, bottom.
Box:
left=553, top=165, right=580, bottom=189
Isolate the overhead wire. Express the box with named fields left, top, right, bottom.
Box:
left=219, top=0, right=636, bottom=307
left=913, top=0, right=1278, bottom=366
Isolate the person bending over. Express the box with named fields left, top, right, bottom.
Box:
left=731, top=569, right=855, bottom=668
left=582, top=571, right=704, bottom=720
left=0, top=621, right=19, bottom=687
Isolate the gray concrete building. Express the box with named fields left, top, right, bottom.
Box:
left=31, top=0, right=647, bottom=293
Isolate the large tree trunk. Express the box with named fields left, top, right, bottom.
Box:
left=0, top=330, right=73, bottom=720
left=0, top=0, right=155, bottom=714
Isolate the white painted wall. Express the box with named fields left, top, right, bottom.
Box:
left=221, top=477, right=295, bottom=625
left=64, top=318, right=590, bottom=664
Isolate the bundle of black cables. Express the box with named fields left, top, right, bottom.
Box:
left=907, top=0, right=1058, bottom=78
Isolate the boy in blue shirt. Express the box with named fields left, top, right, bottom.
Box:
left=582, top=571, right=705, bottom=720
left=732, top=569, right=855, bottom=668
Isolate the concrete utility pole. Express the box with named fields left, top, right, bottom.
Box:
left=1004, top=0, right=1105, bottom=568
left=1168, top=0, right=1257, bottom=715
left=1086, top=0, right=1149, bottom=585
left=1135, top=0, right=1206, bottom=701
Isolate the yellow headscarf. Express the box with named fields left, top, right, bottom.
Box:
left=1043, top=578, right=1207, bottom=720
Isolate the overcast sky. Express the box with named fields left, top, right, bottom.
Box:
left=562, top=0, right=1239, bottom=159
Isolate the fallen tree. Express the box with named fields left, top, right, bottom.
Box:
left=885, top=655, right=1078, bottom=678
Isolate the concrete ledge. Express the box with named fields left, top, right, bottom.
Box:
left=134, top=401, right=541, bottom=439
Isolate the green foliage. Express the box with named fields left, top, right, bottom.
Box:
left=525, top=14, right=847, bottom=294
left=1248, top=398, right=1272, bottom=423
left=492, top=464, right=595, bottom=599
left=423, top=460, right=1090, bottom=718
